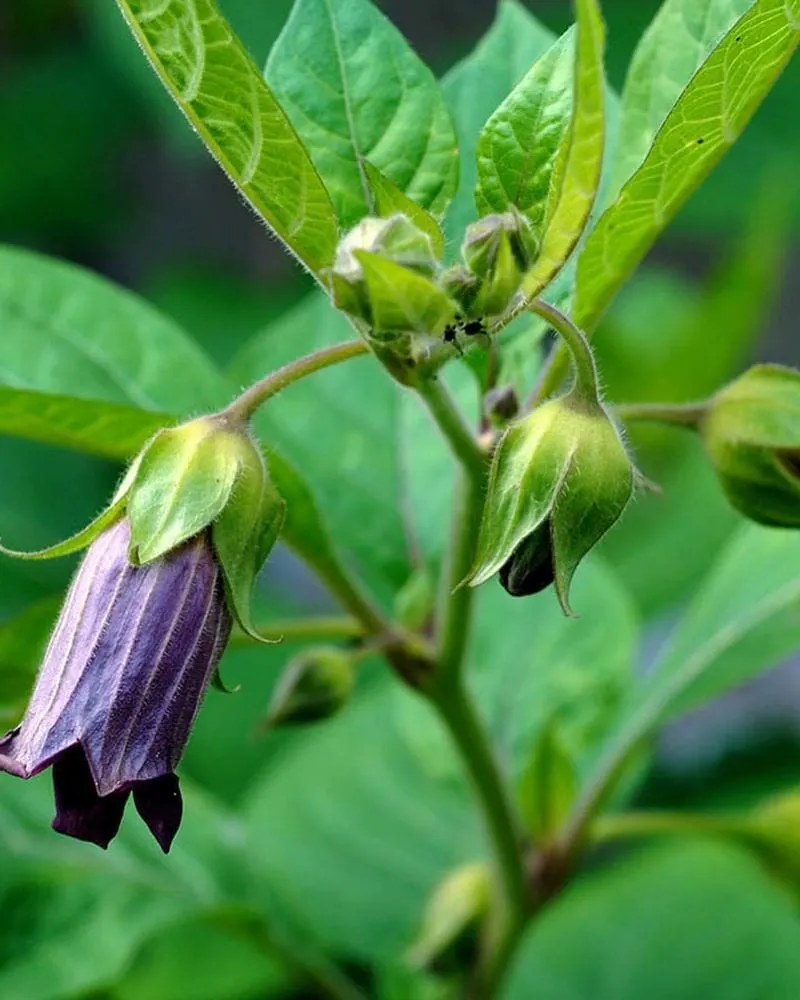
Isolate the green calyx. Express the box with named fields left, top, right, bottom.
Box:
left=702, top=364, right=800, bottom=527
left=1, top=415, right=286, bottom=644
left=467, top=393, right=634, bottom=614
left=265, top=646, right=355, bottom=727
left=126, top=417, right=286, bottom=641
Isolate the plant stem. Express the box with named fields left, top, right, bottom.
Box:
left=413, top=375, right=526, bottom=993
left=614, top=401, right=706, bottom=429
left=229, top=615, right=364, bottom=647
left=431, top=681, right=528, bottom=990
left=528, top=299, right=599, bottom=404
left=530, top=339, right=570, bottom=407
left=593, top=810, right=748, bottom=844
left=413, top=376, right=488, bottom=482
left=435, top=471, right=486, bottom=682
left=223, top=340, right=369, bottom=423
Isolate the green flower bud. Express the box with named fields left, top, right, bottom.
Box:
left=460, top=208, right=539, bottom=319
left=467, top=395, right=634, bottom=614
left=407, top=861, right=490, bottom=968
left=439, top=265, right=481, bottom=317
left=265, top=647, right=355, bottom=727
left=702, top=364, right=800, bottom=527
left=329, top=214, right=439, bottom=324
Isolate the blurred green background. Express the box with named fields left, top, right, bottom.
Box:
left=2, top=1, right=800, bottom=998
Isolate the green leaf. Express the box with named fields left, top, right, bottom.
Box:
left=355, top=251, right=456, bottom=336
left=243, top=684, right=480, bottom=961
left=574, top=0, right=800, bottom=331
left=266, top=0, right=458, bottom=230
left=0, top=387, right=170, bottom=461
left=517, top=724, right=579, bottom=842
left=114, top=0, right=339, bottom=276
left=364, top=161, right=445, bottom=258
left=474, top=28, right=575, bottom=236
left=613, top=0, right=754, bottom=196
left=521, top=0, right=606, bottom=300
left=442, top=1, right=556, bottom=251
left=648, top=523, right=800, bottom=718
left=501, top=841, right=800, bottom=1000
left=579, top=523, right=800, bottom=827
left=0, top=776, right=260, bottom=1000
left=0, top=246, right=229, bottom=417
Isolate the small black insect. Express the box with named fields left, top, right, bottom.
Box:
left=462, top=318, right=487, bottom=337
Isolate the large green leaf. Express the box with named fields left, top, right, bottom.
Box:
left=575, top=0, right=800, bottom=330
left=0, top=388, right=168, bottom=461
left=0, top=775, right=265, bottom=1000
left=649, top=524, right=800, bottom=718
left=0, top=246, right=228, bottom=416
left=614, top=0, right=754, bottom=194
left=521, top=0, right=606, bottom=300
left=474, top=28, right=575, bottom=232
left=243, top=683, right=480, bottom=962
left=574, top=523, right=800, bottom=831
left=501, top=841, right=800, bottom=1000
left=442, top=1, right=556, bottom=252
left=113, top=0, right=339, bottom=276
left=266, top=0, right=459, bottom=230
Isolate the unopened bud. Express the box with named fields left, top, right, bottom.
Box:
left=407, top=861, right=490, bottom=968
left=467, top=394, right=634, bottom=614
left=265, top=647, right=355, bottom=727
left=702, top=364, right=800, bottom=527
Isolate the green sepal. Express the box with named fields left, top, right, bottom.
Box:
left=265, top=646, right=355, bottom=727
left=0, top=455, right=142, bottom=561
left=127, top=418, right=242, bottom=564
left=406, top=861, right=490, bottom=968
left=550, top=409, right=632, bottom=613
left=363, top=161, right=445, bottom=258
left=517, top=722, right=579, bottom=843
left=211, top=666, right=241, bottom=695
left=467, top=399, right=570, bottom=587
left=212, top=439, right=286, bottom=644
left=354, top=251, right=457, bottom=338
left=471, top=226, right=522, bottom=317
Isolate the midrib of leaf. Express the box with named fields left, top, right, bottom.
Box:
left=322, top=0, right=373, bottom=212
left=572, top=573, right=800, bottom=833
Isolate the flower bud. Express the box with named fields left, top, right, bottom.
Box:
left=407, top=861, right=490, bottom=968
left=467, top=394, right=634, bottom=614
left=460, top=208, right=538, bottom=319
left=702, top=364, right=800, bottom=527
left=265, top=647, right=355, bottom=727
left=329, top=214, right=439, bottom=324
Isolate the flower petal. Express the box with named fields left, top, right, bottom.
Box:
left=51, top=745, right=129, bottom=849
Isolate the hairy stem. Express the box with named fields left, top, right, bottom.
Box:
left=223, top=340, right=369, bottom=423
left=614, top=401, right=706, bottom=429
left=230, top=615, right=364, bottom=647
left=528, top=299, right=599, bottom=404
left=431, top=682, right=529, bottom=992
left=414, top=377, right=488, bottom=481
left=531, top=339, right=570, bottom=408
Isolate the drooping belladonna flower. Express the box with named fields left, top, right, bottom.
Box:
left=0, top=519, right=232, bottom=852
